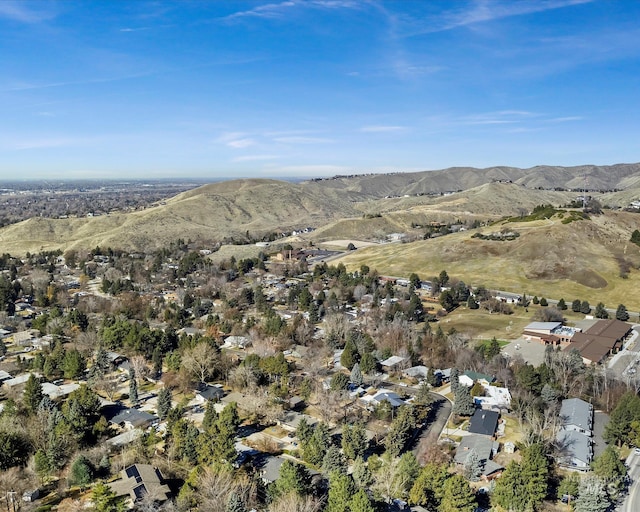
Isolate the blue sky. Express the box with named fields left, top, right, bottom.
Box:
left=1, top=0, right=639, bottom=180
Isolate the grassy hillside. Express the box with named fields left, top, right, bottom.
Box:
left=0, top=179, right=359, bottom=254
left=334, top=210, right=640, bottom=310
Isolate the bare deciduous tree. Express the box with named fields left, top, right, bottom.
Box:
left=268, top=492, right=323, bottom=512
left=181, top=342, right=219, bottom=384
left=130, top=355, right=150, bottom=383
left=195, top=468, right=257, bottom=512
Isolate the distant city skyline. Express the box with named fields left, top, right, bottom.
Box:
left=1, top=0, right=639, bottom=180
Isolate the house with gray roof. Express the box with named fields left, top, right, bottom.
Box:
left=103, top=405, right=158, bottom=430
left=361, top=390, right=406, bottom=409
left=454, top=435, right=504, bottom=479
left=195, top=384, right=225, bottom=403
left=109, top=464, right=171, bottom=503
left=556, top=430, right=592, bottom=470
left=403, top=366, right=428, bottom=380
left=559, top=398, right=593, bottom=436
left=380, top=355, right=409, bottom=373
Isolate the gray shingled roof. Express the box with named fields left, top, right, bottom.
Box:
left=559, top=398, right=592, bottom=432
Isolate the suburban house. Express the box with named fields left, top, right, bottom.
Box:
left=454, top=435, right=504, bottom=480
left=361, top=389, right=406, bottom=409
left=0, top=370, right=12, bottom=383
left=278, top=410, right=318, bottom=432
left=106, top=351, right=128, bottom=370
left=556, top=430, right=593, bottom=470
left=380, top=355, right=410, bottom=373
left=403, top=366, right=429, bottom=380
left=459, top=371, right=495, bottom=388
left=109, top=464, right=171, bottom=503
left=11, top=329, right=38, bottom=346
left=41, top=382, right=80, bottom=400
left=256, top=454, right=287, bottom=483
left=103, top=405, right=158, bottom=430
left=2, top=372, right=41, bottom=389
left=106, top=429, right=143, bottom=449
left=194, top=384, right=225, bottom=403
left=568, top=319, right=632, bottom=364
left=467, top=409, right=499, bottom=438
left=559, top=398, right=593, bottom=436
left=474, top=385, right=512, bottom=411
left=222, top=335, right=251, bottom=349
left=495, top=292, right=521, bottom=304
left=556, top=398, right=594, bottom=470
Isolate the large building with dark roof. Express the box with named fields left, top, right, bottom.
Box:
left=567, top=319, right=632, bottom=364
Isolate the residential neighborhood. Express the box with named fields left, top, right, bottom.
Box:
left=0, top=245, right=636, bottom=512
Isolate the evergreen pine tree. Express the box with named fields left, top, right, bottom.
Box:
left=616, top=304, right=630, bottom=321
left=340, top=339, right=358, bottom=369
left=359, top=351, right=376, bottom=374
left=342, top=422, right=367, bottom=461
left=572, top=299, right=582, bottom=312
left=350, top=489, right=375, bottom=512
left=69, top=455, right=93, bottom=488
left=350, top=362, right=363, bottom=386
left=557, top=298, right=567, bottom=310
left=352, top=457, right=373, bottom=489
left=202, top=399, right=218, bottom=432
left=129, top=368, right=138, bottom=406
left=327, top=472, right=355, bottom=512
left=157, top=387, right=172, bottom=420
left=269, top=460, right=311, bottom=499
left=450, top=367, right=460, bottom=394
left=226, top=492, right=246, bottom=512
left=34, top=449, right=51, bottom=482
left=322, top=445, right=347, bottom=475
left=453, top=385, right=475, bottom=416
left=23, top=373, right=44, bottom=414
left=595, top=302, right=609, bottom=319
left=463, top=449, right=482, bottom=481
left=574, top=477, right=610, bottom=512
left=440, top=474, right=476, bottom=512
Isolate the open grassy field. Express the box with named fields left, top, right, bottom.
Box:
left=440, top=304, right=611, bottom=341
left=335, top=211, right=640, bottom=310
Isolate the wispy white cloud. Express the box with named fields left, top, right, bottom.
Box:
left=233, top=154, right=280, bottom=162
left=119, top=27, right=152, bottom=33
left=548, top=116, right=584, bottom=123
left=273, top=136, right=333, bottom=144
left=216, top=132, right=257, bottom=149
left=457, top=110, right=538, bottom=125
left=227, top=138, right=255, bottom=149
left=405, top=0, right=594, bottom=35
left=0, top=1, right=57, bottom=23
left=360, top=125, right=408, bottom=133
left=222, top=0, right=359, bottom=21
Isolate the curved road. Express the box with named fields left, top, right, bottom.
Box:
left=410, top=391, right=452, bottom=457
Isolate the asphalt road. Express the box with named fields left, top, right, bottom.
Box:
left=410, top=392, right=452, bottom=456
left=619, top=451, right=640, bottom=512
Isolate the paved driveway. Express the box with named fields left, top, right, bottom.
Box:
left=411, top=392, right=452, bottom=456
left=592, top=410, right=609, bottom=458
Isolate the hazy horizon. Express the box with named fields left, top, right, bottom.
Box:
left=2, top=0, right=639, bottom=180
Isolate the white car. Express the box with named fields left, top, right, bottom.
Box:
left=634, top=447, right=640, bottom=455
